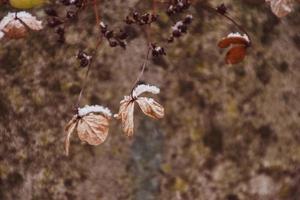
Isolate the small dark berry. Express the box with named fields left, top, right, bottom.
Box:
left=183, top=15, right=193, bottom=24
left=109, top=40, right=118, bottom=47
left=47, top=17, right=63, bottom=28
left=132, top=11, right=140, bottom=21
left=118, top=40, right=127, bottom=49
left=104, top=30, right=114, bottom=39
left=216, top=3, right=227, bottom=15
left=66, top=11, right=77, bottom=19
left=117, top=30, right=128, bottom=40
left=172, top=29, right=181, bottom=37
left=44, top=7, right=57, bottom=16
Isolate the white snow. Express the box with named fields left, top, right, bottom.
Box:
left=0, top=12, right=15, bottom=30
left=227, top=32, right=250, bottom=43
left=132, top=84, right=160, bottom=97
left=0, top=31, right=4, bottom=39
left=78, top=105, right=112, bottom=117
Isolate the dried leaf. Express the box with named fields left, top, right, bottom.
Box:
left=0, top=11, right=42, bottom=40
left=64, top=115, right=78, bottom=156
left=64, top=105, right=111, bottom=156
left=136, top=97, right=164, bottom=119
left=77, top=113, right=110, bottom=145
left=226, top=45, right=246, bottom=64
left=266, top=0, right=293, bottom=18
left=115, top=98, right=135, bottom=137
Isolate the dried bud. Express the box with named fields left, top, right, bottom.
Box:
left=132, top=11, right=140, bottom=21
left=172, top=29, right=181, bottom=37
left=47, top=17, right=63, bottom=28
left=104, top=30, right=114, bottom=39
left=77, top=50, right=92, bottom=67
left=118, top=40, right=127, bottom=49
left=99, top=21, right=107, bottom=33
left=183, top=14, right=193, bottom=24
left=109, top=39, right=118, bottom=47
left=44, top=7, right=58, bottom=16
left=141, top=13, right=150, bottom=24
left=66, top=11, right=77, bottom=19
left=125, top=16, right=134, bottom=24
left=117, top=30, right=128, bottom=40
left=216, top=3, right=227, bottom=15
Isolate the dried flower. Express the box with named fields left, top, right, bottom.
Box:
left=114, top=84, right=164, bottom=137
left=64, top=105, right=112, bottom=156
left=218, top=32, right=250, bottom=64
left=168, top=14, right=193, bottom=42
left=265, top=0, right=293, bottom=18
left=77, top=50, right=92, bottom=67
left=0, top=11, right=43, bottom=40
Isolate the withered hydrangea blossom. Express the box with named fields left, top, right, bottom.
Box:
left=0, top=11, right=43, bottom=39
left=114, top=84, right=165, bottom=137
left=218, top=32, right=250, bottom=64
left=265, top=0, right=294, bottom=18
left=64, top=105, right=112, bottom=156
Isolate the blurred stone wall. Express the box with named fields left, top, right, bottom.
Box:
left=0, top=0, right=300, bottom=199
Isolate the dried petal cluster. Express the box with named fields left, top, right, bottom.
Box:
left=114, top=84, right=164, bottom=137
left=218, top=32, right=250, bottom=64
left=100, top=21, right=128, bottom=49
left=125, top=11, right=158, bottom=25
left=168, top=14, right=193, bottom=43
left=0, top=11, right=43, bottom=40
left=265, top=0, right=293, bottom=18
left=64, top=105, right=112, bottom=156
left=166, top=0, right=191, bottom=16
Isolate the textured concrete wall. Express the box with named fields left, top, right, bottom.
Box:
left=0, top=0, right=300, bottom=199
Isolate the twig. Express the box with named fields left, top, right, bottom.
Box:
left=75, top=0, right=102, bottom=109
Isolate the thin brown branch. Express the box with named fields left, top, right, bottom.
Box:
left=75, top=0, right=102, bottom=109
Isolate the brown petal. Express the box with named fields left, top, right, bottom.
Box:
left=136, top=97, right=164, bottom=119
left=77, top=113, right=110, bottom=145
left=218, top=37, right=249, bottom=48
left=115, top=98, right=135, bottom=137
left=3, top=21, right=27, bottom=39
left=18, top=14, right=43, bottom=31
left=225, top=46, right=246, bottom=64
left=64, top=115, right=78, bottom=156
left=267, top=0, right=293, bottom=18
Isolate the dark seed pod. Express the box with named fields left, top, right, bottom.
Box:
left=132, top=11, right=140, bottom=21
left=172, top=29, right=181, bottom=37
left=55, top=26, right=65, bottom=35
left=109, top=40, right=118, bottom=47
left=118, top=40, right=127, bottom=49
left=178, top=24, right=187, bottom=33
left=77, top=50, right=92, bottom=67
left=117, top=30, right=128, bottom=40
left=104, top=30, right=114, bottom=39
left=183, top=15, right=193, bottom=24
left=125, top=16, right=134, bottom=24
left=47, top=17, right=63, bottom=28
left=44, top=7, right=58, bottom=16
left=216, top=3, right=227, bottom=15
left=99, top=21, right=108, bottom=33
left=66, top=11, right=77, bottom=19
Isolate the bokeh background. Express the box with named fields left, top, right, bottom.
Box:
left=1, top=0, right=300, bottom=199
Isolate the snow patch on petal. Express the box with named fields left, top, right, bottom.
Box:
left=17, top=11, right=43, bottom=31
left=0, top=12, right=16, bottom=30
left=0, top=31, right=4, bottom=39
left=227, top=32, right=250, bottom=43
left=133, top=84, right=160, bottom=97
left=78, top=105, right=112, bottom=117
